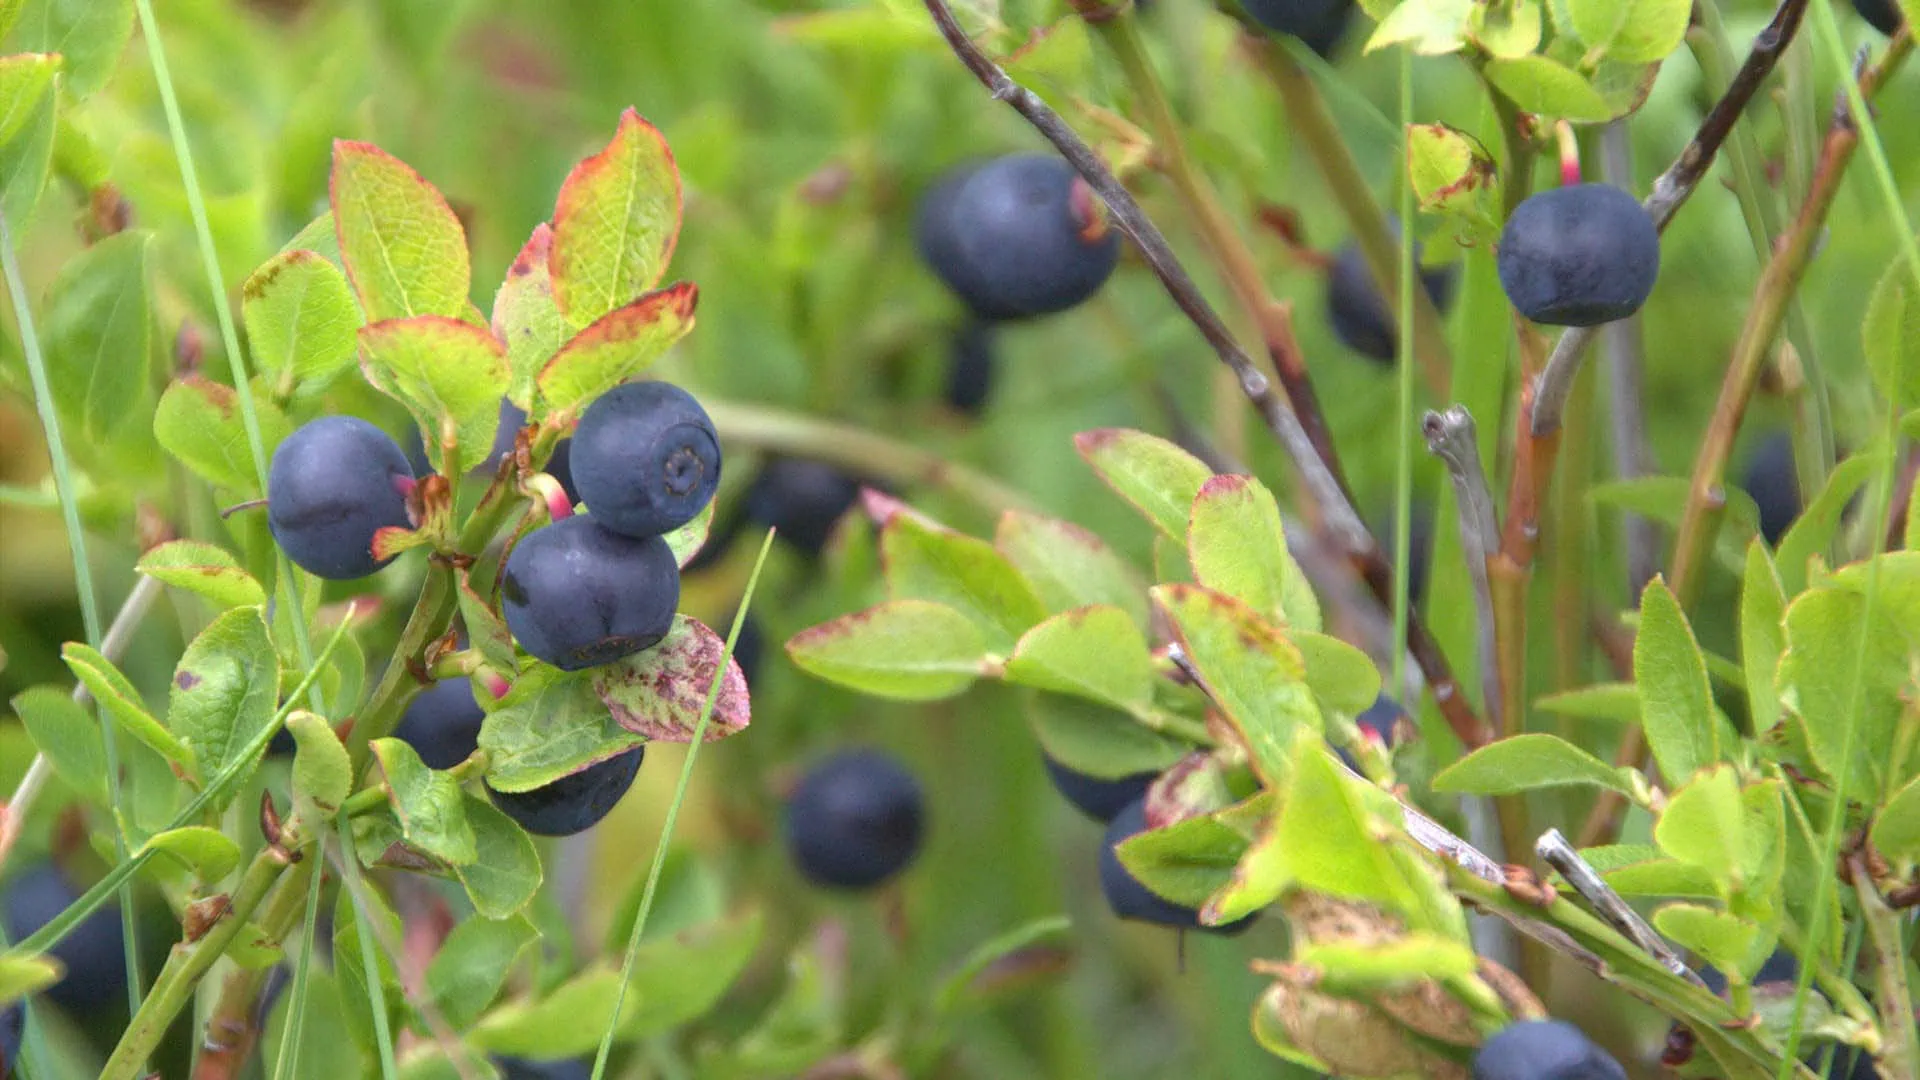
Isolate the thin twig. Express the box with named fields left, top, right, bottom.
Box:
left=920, top=0, right=1490, bottom=749
left=1850, top=853, right=1917, bottom=1080
left=1537, top=830, right=1705, bottom=988
left=1423, top=408, right=1502, bottom=734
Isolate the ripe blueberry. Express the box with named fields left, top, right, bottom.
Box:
left=1241, top=0, right=1356, bottom=59
left=784, top=749, right=925, bottom=890
left=1497, top=183, right=1660, bottom=327
left=501, top=514, right=680, bottom=671
left=1743, top=431, right=1801, bottom=546
left=915, top=155, right=1122, bottom=321
left=1099, top=799, right=1254, bottom=933
left=486, top=746, right=644, bottom=837
left=1357, top=694, right=1407, bottom=745
left=572, top=381, right=721, bottom=539
left=946, top=320, right=997, bottom=415
left=393, top=679, right=486, bottom=770
left=1472, top=1019, right=1626, bottom=1080
left=1856, top=0, right=1904, bottom=33
left=2, top=863, right=127, bottom=1014
left=267, top=416, right=414, bottom=580
left=743, top=457, right=864, bottom=557
left=1042, top=755, right=1156, bottom=823
left=496, top=1057, right=590, bottom=1080
left=1324, top=228, right=1458, bottom=363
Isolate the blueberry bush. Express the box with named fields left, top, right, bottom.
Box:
left=0, top=0, right=1915, bottom=1077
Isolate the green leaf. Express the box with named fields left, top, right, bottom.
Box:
left=428, top=914, right=538, bottom=1030
left=1872, top=773, right=1920, bottom=864
left=1482, top=56, right=1614, bottom=122
left=994, top=510, right=1147, bottom=627
left=591, top=615, right=750, bottom=742
left=142, top=826, right=240, bottom=882
left=136, top=540, right=268, bottom=609
left=330, top=140, right=471, bottom=321
left=168, top=607, right=279, bottom=806
left=664, top=498, right=716, bottom=569
left=11, top=0, right=131, bottom=96
left=1780, top=570, right=1910, bottom=796
left=358, top=316, right=510, bottom=477
left=549, top=108, right=684, bottom=328
left=0, top=54, right=57, bottom=147
left=1365, top=0, right=1474, bottom=53
left=154, top=376, right=294, bottom=496
left=1469, top=0, right=1543, bottom=57
left=492, top=223, right=569, bottom=409
left=1635, top=577, right=1718, bottom=785
left=456, top=794, right=544, bottom=918
left=475, top=913, right=760, bottom=1056
left=1267, top=729, right=1421, bottom=916
left=1569, top=0, right=1689, bottom=62
left=62, top=642, right=193, bottom=772
left=1738, top=778, right=1786, bottom=901
left=242, top=249, right=363, bottom=387
left=1025, top=693, right=1189, bottom=780
left=1652, top=903, right=1760, bottom=976
left=881, top=514, right=1047, bottom=654
left=333, top=878, right=406, bottom=1054
left=0, top=76, right=54, bottom=224
left=1153, top=584, right=1319, bottom=785
left=42, top=230, right=154, bottom=454
left=1074, top=428, right=1213, bottom=541
left=1291, top=631, right=1382, bottom=716
left=287, top=710, right=351, bottom=818
left=1581, top=845, right=1722, bottom=899
left=1187, top=474, right=1320, bottom=631
left=1534, top=682, right=1641, bottom=725
left=10, top=686, right=106, bottom=805
left=1114, top=809, right=1250, bottom=908
left=1740, top=542, right=1787, bottom=735
left=536, top=284, right=698, bottom=415
left=457, top=568, right=517, bottom=674
left=787, top=600, right=986, bottom=700
left=478, top=667, right=642, bottom=793
left=0, top=953, right=61, bottom=1006
left=1294, top=933, right=1479, bottom=991
left=371, top=738, right=477, bottom=865
left=1405, top=122, right=1501, bottom=247
left=1004, top=606, right=1154, bottom=716
left=1433, top=733, right=1636, bottom=797
left=1654, top=766, right=1744, bottom=889
left=1775, top=453, right=1884, bottom=595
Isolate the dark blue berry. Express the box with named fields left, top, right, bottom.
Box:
left=1043, top=756, right=1155, bottom=823
left=1497, top=184, right=1660, bottom=327
left=1099, top=799, right=1254, bottom=934
left=2, top=864, right=127, bottom=1015
left=393, top=679, right=486, bottom=770
left=572, top=381, right=721, bottom=539
left=501, top=514, right=680, bottom=672
left=916, top=155, right=1122, bottom=321
left=946, top=321, right=997, bottom=415
left=1472, top=1019, right=1626, bottom=1080
left=1325, top=228, right=1458, bottom=364
left=1357, top=694, right=1407, bottom=746
left=495, top=1057, right=591, bottom=1080
left=1743, top=431, right=1800, bottom=546
left=1856, top=0, right=1904, bottom=33
left=784, top=749, right=925, bottom=890
left=1242, top=0, right=1357, bottom=59
left=486, top=746, right=644, bottom=837
left=743, top=458, right=864, bottom=557
left=267, top=416, right=414, bottom=580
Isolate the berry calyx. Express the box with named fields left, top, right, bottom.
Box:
left=267, top=415, right=415, bottom=580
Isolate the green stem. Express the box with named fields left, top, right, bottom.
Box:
left=1854, top=865, right=1916, bottom=1079
left=192, top=859, right=317, bottom=1080
left=99, top=848, right=295, bottom=1080
left=345, top=563, right=457, bottom=765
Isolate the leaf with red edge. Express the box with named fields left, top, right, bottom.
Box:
left=548, top=108, right=684, bottom=328
left=371, top=526, right=432, bottom=562
left=591, top=616, right=749, bottom=742
left=330, top=140, right=471, bottom=322
left=492, top=222, right=569, bottom=410
left=536, top=283, right=697, bottom=414
left=358, top=315, right=510, bottom=476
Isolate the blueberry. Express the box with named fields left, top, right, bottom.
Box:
left=501, top=514, right=680, bottom=672
left=480, top=399, right=529, bottom=475
left=1855, top=0, right=1904, bottom=33
left=392, top=679, right=486, bottom=770
left=1099, top=799, right=1254, bottom=933
left=1356, top=694, right=1407, bottom=746
left=572, top=381, right=721, bottom=539
left=1743, top=431, right=1800, bottom=546
left=486, top=746, right=644, bottom=837
left=743, top=457, right=864, bottom=557
left=495, top=1058, right=590, bottom=1080
left=915, top=155, right=1122, bottom=321
left=267, top=416, right=415, bottom=580
left=946, top=320, right=997, bottom=415
left=2, top=864, right=127, bottom=1015
left=1324, top=227, right=1458, bottom=364
left=784, top=749, right=925, bottom=890
left=1472, top=1019, right=1626, bottom=1080
left=1497, top=183, right=1660, bottom=327
left=1241, top=0, right=1356, bottom=59
left=1042, top=756, right=1156, bottom=823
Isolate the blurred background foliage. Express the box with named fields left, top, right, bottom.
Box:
left=0, top=0, right=1914, bottom=1075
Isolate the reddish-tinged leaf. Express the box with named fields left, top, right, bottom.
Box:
left=591, top=616, right=750, bottom=742
left=549, top=108, right=684, bottom=327
left=330, top=141, right=471, bottom=322
left=535, top=282, right=696, bottom=413
left=370, top=526, right=432, bottom=562
left=492, top=222, right=568, bottom=408
left=358, top=315, right=510, bottom=476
